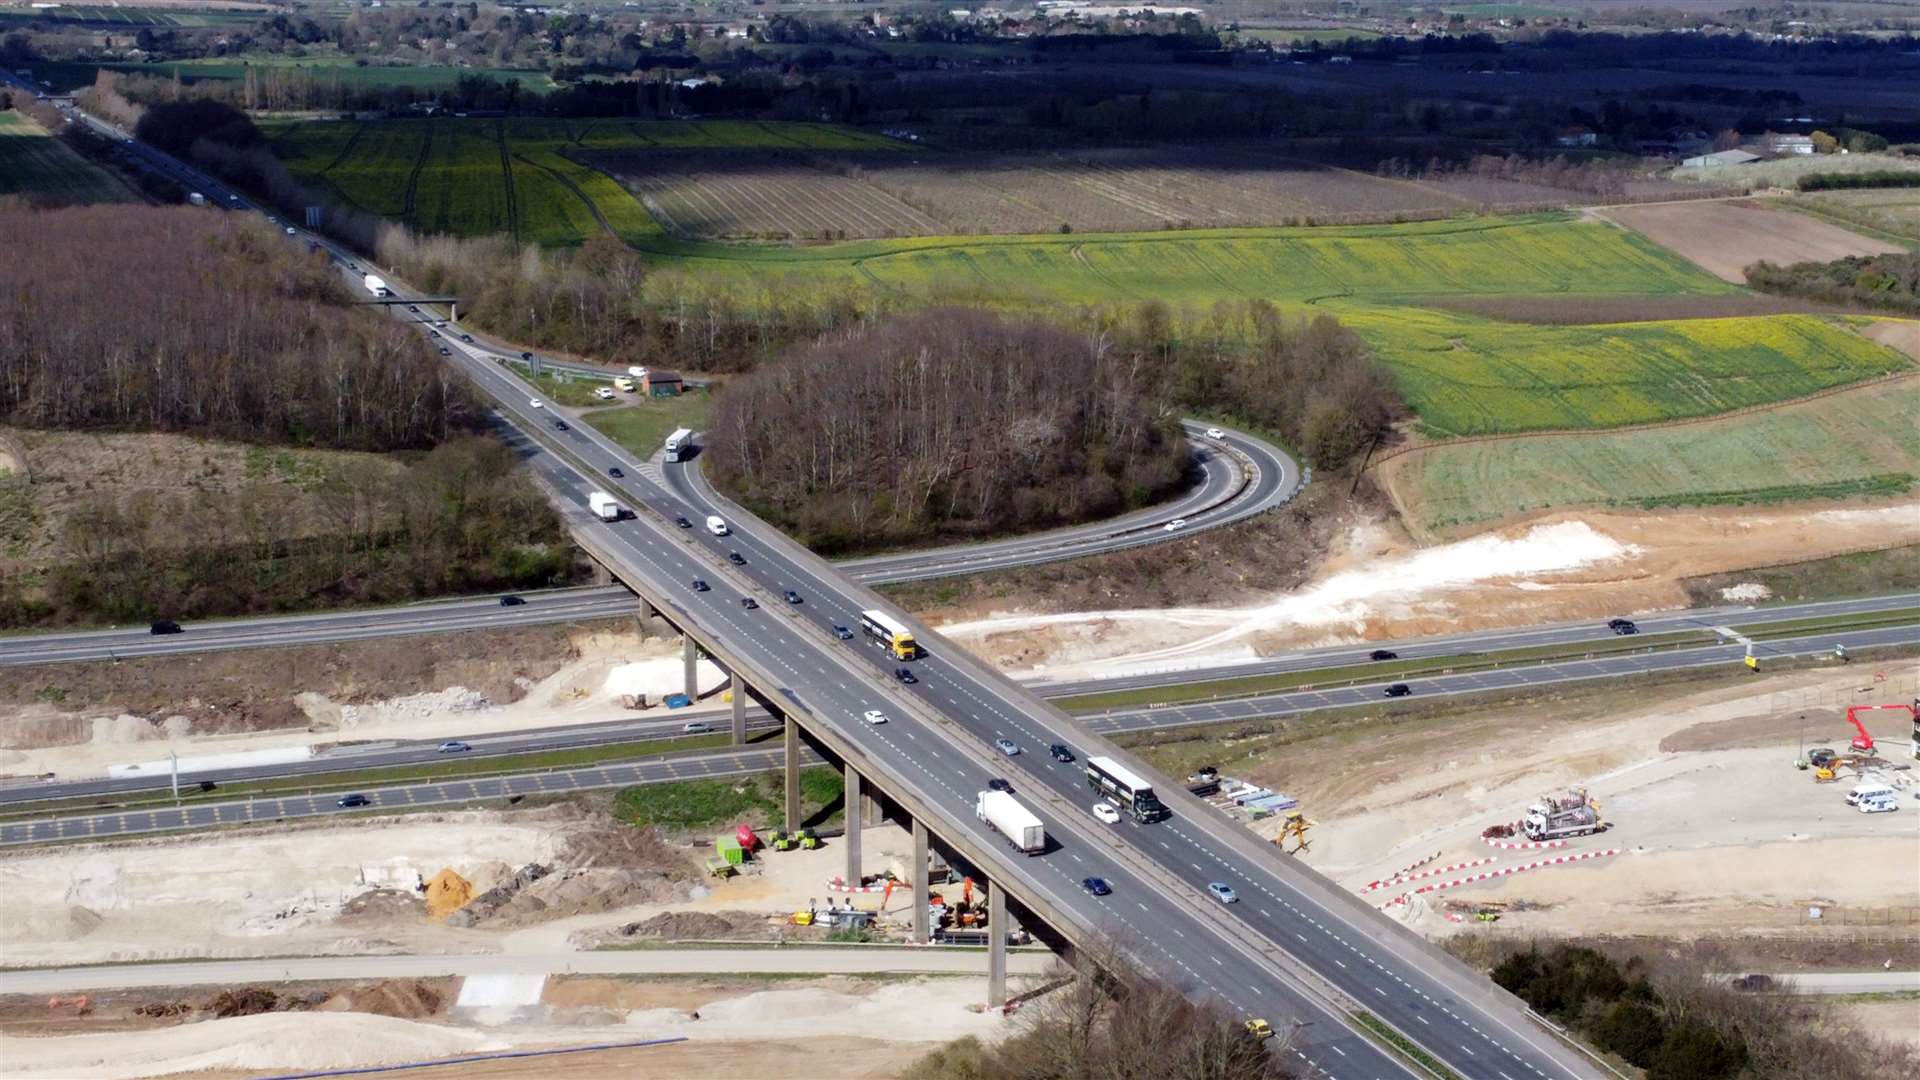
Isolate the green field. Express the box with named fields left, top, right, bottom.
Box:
left=1387, top=377, right=1920, bottom=532
left=1792, top=188, right=1920, bottom=245
left=0, top=111, right=131, bottom=205
left=265, top=121, right=1913, bottom=438
left=583, top=393, right=713, bottom=458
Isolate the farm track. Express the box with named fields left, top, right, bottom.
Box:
left=1372, top=366, right=1920, bottom=467
left=513, top=152, right=616, bottom=240
left=399, top=119, right=433, bottom=222
left=320, top=122, right=367, bottom=175
left=495, top=118, right=520, bottom=245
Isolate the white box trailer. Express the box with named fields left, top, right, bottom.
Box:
left=587, top=491, right=624, bottom=522
left=976, top=790, right=1045, bottom=854
left=362, top=273, right=391, bottom=297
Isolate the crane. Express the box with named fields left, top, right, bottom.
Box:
left=1845, top=704, right=1917, bottom=756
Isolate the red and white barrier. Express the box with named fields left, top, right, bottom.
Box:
left=1388, top=851, right=1441, bottom=879
left=1363, top=857, right=1499, bottom=893
left=1380, top=848, right=1620, bottom=906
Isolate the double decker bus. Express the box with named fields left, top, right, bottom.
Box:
left=1085, top=755, right=1167, bottom=823
left=859, top=609, right=918, bottom=661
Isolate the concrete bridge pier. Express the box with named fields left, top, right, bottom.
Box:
left=988, top=882, right=1007, bottom=1008
left=730, top=675, right=746, bottom=744
left=783, top=716, right=801, bottom=834
left=843, top=763, right=863, bottom=885
left=683, top=636, right=699, bottom=698
left=912, top=819, right=931, bottom=944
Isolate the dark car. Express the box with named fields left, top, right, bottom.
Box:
left=1606, top=617, right=1633, bottom=630
left=1613, top=621, right=1639, bottom=636
left=554, top=420, right=569, bottom=431
left=521, top=351, right=534, bottom=362
left=407, top=304, right=418, bottom=313
left=741, top=597, right=759, bottom=609
left=428, top=329, right=440, bottom=338
left=833, top=625, right=854, bottom=640
left=1081, top=877, right=1112, bottom=897
left=783, top=590, right=802, bottom=605
left=149, top=619, right=184, bottom=635
left=728, top=552, right=746, bottom=565
left=460, top=333, right=473, bottom=343
left=1384, top=683, right=1412, bottom=698
left=675, top=516, right=692, bottom=528
left=608, top=467, right=624, bottom=478
left=498, top=595, right=525, bottom=607
left=895, top=667, right=917, bottom=684
left=1049, top=744, right=1074, bottom=763
left=692, top=579, right=710, bottom=592
left=438, top=346, right=450, bottom=356
left=1369, top=649, right=1399, bottom=661
left=987, top=778, right=1013, bottom=793
left=337, top=793, right=371, bottom=808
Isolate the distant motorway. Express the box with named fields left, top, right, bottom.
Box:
left=5, top=620, right=1914, bottom=841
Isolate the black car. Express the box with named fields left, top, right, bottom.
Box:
left=1612, top=621, right=1639, bottom=636
left=728, top=552, right=746, bottom=565
left=1369, top=649, right=1399, bottom=661
left=1081, top=877, right=1112, bottom=897
left=521, top=351, right=533, bottom=362
left=783, top=590, right=802, bottom=605
left=337, top=793, right=371, bottom=808
left=498, top=595, right=525, bottom=607
left=692, top=579, right=710, bottom=592
left=741, top=597, right=759, bottom=610
left=608, top=467, right=624, bottom=478
left=833, top=625, right=854, bottom=640
left=149, top=619, right=183, bottom=635
left=407, top=304, right=418, bottom=313
left=1606, top=617, right=1632, bottom=630
left=895, top=667, right=917, bottom=684
left=428, top=329, right=440, bottom=338
left=676, top=516, right=693, bottom=528
left=555, top=420, right=569, bottom=431
left=1384, top=683, right=1412, bottom=697
left=1049, top=744, right=1074, bottom=763
left=987, top=778, right=1012, bottom=793
left=460, top=333, right=473, bottom=343
left=438, top=346, right=450, bottom=356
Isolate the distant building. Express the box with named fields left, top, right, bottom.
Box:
left=1681, top=149, right=1760, bottom=168
left=1759, top=133, right=1815, bottom=156
left=1556, top=127, right=1598, bottom=148
left=642, top=370, right=683, bottom=398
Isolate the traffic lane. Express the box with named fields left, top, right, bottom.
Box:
left=0, top=590, right=634, bottom=667
left=1086, top=622, right=1920, bottom=736
left=897, top=662, right=1543, bottom=1079
left=0, top=748, right=795, bottom=846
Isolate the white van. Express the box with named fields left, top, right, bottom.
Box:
left=705, top=515, right=729, bottom=536
left=1845, top=783, right=1894, bottom=806
left=1859, top=795, right=1899, bottom=814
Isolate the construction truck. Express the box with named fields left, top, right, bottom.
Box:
left=1523, top=804, right=1602, bottom=841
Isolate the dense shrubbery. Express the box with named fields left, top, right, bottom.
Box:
left=1796, top=169, right=1920, bottom=191
left=5, top=438, right=572, bottom=627
left=0, top=204, right=473, bottom=449
left=1746, top=252, right=1920, bottom=314
left=705, top=309, right=1191, bottom=552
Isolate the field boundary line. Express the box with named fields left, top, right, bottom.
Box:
left=320, top=121, right=366, bottom=175
left=400, top=119, right=432, bottom=224
left=514, top=151, right=617, bottom=241
left=1373, top=366, right=1920, bottom=468
left=495, top=118, right=520, bottom=246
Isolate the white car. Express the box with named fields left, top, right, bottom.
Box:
left=593, top=387, right=615, bottom=400
left=1091, top=802, right=1121, bottom=825
left=862, top=709, right=889, bottom=725
left=1205, top=427, right=1225, bottom=439
left=529, top=398, right=543, bottom=408
left=285, top=226, right=296, bottom=235
left=1163, top=518, right=1188, bottom=532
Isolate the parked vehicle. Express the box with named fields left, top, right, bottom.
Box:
left=663, top=694, right=693, bottom=709
left=976, top=790, right=1045, bottom=854
left=1523, top=805, right=1603, bottom=841
left=1859, top=795, right=1899, bottom=814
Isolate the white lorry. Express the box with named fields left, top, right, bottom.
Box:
left=976, top=790, right=1045, bottom=855
left=187, top=192, right=207, bottom=207
left=1522, top=805, right=1602, bottom=841
left=587, top=491, right=624, bottom=522
left=705, top=514, right=729, bottom=536
left=362, top=273, right=392, bottom=298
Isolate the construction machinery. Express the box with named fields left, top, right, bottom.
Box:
left=767, top=828, right=821, bottom=852
left=1245, top=1018, right=1275, bottom=1040
left=1523, top=790, right=1604, bottom=841
left=1272, top=811, right=1313, bottom=855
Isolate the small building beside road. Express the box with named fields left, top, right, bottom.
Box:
left=641, top=370, right=683, bottom=398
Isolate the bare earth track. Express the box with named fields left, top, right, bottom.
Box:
left=1596, top=199, right=1905, bottom=283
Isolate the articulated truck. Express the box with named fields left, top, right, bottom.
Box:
left=976, top=790, right=1045, bottom=854
left=362, top=273, right=392, bottom=298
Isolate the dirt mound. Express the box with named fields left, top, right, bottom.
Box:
left=616, top=909, right=773, bottom=941
left=561, top=822, right=695, bottom=873
left=338, top=888, right=426, bottom=923
left=204, top=987, right=298, bottom=1019
left=318, top=979, right=448, bottom=1020
left=481, top=867, right=684, bottom=929
left=444, top=863, right=550, bottom=928
left=423, top=868, right=473, bottom=920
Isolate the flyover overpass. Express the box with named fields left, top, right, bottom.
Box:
left=18, top=81, right=1608, bottom=1078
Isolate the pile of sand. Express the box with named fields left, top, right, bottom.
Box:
left=0, top=1011, right=506, bottom=1079
left=318, top=979, right=447, bottom=1020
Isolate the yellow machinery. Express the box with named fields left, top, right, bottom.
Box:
left=1245, top=1019, right=1274, bottom=1040
left=1273, top=812, right=1313, bottom=855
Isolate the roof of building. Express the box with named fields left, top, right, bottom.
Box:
left=1685, top=149, right=1761, bottom=166
left=645, top=370, right=684, bottom=382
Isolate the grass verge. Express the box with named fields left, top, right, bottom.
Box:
left=1349, top=1010, right=1463, bottom=1080
left=1685, top=544, right=1920, bottom=606
left=613, top=765, right=843, bottom=832
left=581, top=391, right=713, bottom=459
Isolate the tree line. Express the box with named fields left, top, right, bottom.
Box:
left=1746, top=252, right=1920, bottom=315
left=0, top=204, right=473, bottom=450
left=704, top=309, right=1192, bottom=553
